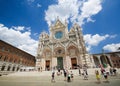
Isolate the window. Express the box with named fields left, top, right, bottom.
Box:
left=14, top=59, right=16, bottom=63
left=4, top=56, right=7, bottom=61
left=7, top=66, right=11, bottom=71
left=114, top=64, right=116, bottom=67
left=1, top=65, right=5, bottom=71
left=2, top=47, right=5, bottom=51
left=12, top=67, right=15, bottom=71
left=116, top=60, right=118, bottom=63
left=0, top=55, right=2, bottom=60
left=16, top=67, right=19, bottom=71
left=9, top=58, right=13, bottom=62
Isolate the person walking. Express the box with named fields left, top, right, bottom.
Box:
left=95, top=70, right=101, bottom=83
left=103, top=70, right=108, bottom=82
left=109, top=67, right=113, bottom=76
left=83, top=65, right=88, bottom=80
left=67, top=72, right=71, bottom=82
left=70, top=71, right=74, bottom=81
left=51, top=71, right=55, bottom=83
left=83, top=69, right=88, bottom=80
left=79, top=68, right=81, bottom=76
left=63, top=69, right=67, bottom=81
left=113, top=67, right=117, bottom=76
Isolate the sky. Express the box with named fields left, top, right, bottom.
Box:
left=0, top=0, right=120, bottom=56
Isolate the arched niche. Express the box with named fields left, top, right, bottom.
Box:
left=100, top=55, right=112, bottom=67
left=93, top=56, right=100, bottom=68
left=67, top=45, right=78, bottom=56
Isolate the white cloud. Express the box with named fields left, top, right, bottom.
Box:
left=84, top=34, right=109, bottom=46
left=37, top=3, right=42, bottom=8
left=83, top=34, right=115, bottom=51
left=12, top=26, right=25, bottom=31
left=0, top=23, right=38, bottom=56
left=45, top=0, right=103, bottom=26
left=103, top=43, right=120, bottom=52
left=109, top=34, right=117, bottom=39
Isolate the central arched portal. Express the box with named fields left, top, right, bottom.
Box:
left=57, top=57, right=63, bottom=69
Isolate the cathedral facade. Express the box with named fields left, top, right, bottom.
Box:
left=36, top=19, right=94, bottom=71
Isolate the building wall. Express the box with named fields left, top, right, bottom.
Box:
left=92, top=51, right=120, bottom=68
left=110, top=52, right=120, bottom=68
left=0, top=40, right=36, bottom=75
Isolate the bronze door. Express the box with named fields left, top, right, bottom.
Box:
left=57, top=57, right=63, bottom=69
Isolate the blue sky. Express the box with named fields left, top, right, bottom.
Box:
left=0, top=0, right=120, bottom=56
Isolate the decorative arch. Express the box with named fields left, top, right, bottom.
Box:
left=67, top=45, right=78, bottom=56
left=100, top=55, right=112, bottom=67
left=43, top=46, right=52, bottom=58
left=54, top=47, right=65, bottom=57
left=66, top=41, right=78, bottom=49
left=1, top=63, right=6, bottom=71
left=93, top=56, right=100, bottom=68
left=67, top=44, right=79, bottom=69
left=53, top=42, right=65, bottom=49
left=7, top=64, right=12, bottom=71
left=12, top=65, right=16, bottom=71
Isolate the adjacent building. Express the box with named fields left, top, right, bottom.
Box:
left=93, top=51, right=120, bottom=68
left=0, top=40, right=36, bottom=75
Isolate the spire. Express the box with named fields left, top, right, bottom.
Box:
left=57, top=16, right=59, bottom=20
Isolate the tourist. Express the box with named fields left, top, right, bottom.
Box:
left=83, top=69, right=88, bottom=80
left=83, top=65, right=88, bottom=80
left=100, top=68, right=105, bottom=75
left=63, top=69, right=67, bottom=81
left=79, top=68, right=81, bottom=76
left=113, top=67, right=117, bottom=76
left=41, top=67, right=42, bottom=72
left=70, top=71, right=74, bottom=81
left=95, top=70, right=101, bottom=83
left=57, top=68, right=61, bottom=76
left=103, top=70, right=108, bottom=81
left=109, top=67, right=113, bottom=76
left=67, top=72, right=71, bottom=82
left=51, top=71, right=55, bottom=82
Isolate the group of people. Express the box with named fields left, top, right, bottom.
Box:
left=95, top=67, right=117, bottom=83
left=51, top=68, right=74, bottom=82
left=51, top=66, right=118, bottom=83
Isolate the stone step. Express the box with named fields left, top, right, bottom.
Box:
left=7, top=68, right=103, bottom=76
left=7, top=68, right=120, bottom=77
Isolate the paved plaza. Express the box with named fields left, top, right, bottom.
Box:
left=0, top=71, right=120, bottom=86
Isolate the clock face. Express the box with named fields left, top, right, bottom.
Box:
left=55, top=31, right=63, bottom=39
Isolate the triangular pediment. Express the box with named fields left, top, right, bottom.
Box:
left=53, top=42, right=64, bottom=49
left=54, top=19, right=65, bottom=29
left=43, top=46, right=51, bottom=52
left=67, top=41, right=77, bottom=49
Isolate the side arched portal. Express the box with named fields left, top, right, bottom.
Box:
left=93, top=56, right=100, bottom=68
left=100, top=55, right=112, bottom=67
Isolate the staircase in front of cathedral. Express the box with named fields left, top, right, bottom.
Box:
left=6, top=68, right=104, bottom=76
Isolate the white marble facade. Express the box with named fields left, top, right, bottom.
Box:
left=36, top=18, right=93, bottom=71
